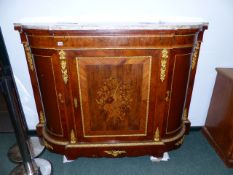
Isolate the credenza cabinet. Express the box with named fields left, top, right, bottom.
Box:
left=15, top=22, right=207, bottom=159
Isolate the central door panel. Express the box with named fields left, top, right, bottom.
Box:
left=76, top=56, right=152, bottom=137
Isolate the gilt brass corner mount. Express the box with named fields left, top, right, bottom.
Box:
left=59, top=50, right=68, bottom=84
left=39, top=111, right=45, bottom=124
left=104, top=150, right=126, bottom=157
left=154, top=127, right=160, bottom=142
left=70, top=129, right=77, bottom=144
left=183, top=108, right=188, bottom=121
left=160, top=49, right=169, bottom=82
left=24, top=44, right=34, bottom=71
left=191, top=42, right=200, bottom=70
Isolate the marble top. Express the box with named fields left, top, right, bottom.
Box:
left=15, top=17, right=208, bottom=30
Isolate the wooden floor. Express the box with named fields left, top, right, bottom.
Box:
left=0, top=92, right=13, bottom=132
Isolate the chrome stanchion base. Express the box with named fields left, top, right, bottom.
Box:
left=8, top=137, right=45, bottom=163
left=10, top=158, right=52, bottom=175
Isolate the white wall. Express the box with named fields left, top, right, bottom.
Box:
left=0, top=0, right=233, bottom=130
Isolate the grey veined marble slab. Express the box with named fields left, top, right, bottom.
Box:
left=15, top=17, right=208, bottom=30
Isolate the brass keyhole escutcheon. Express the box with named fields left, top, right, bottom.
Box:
left=74, top=97, right=78, bottom=108
left=165, top=90, right=171, bottom=102
left=58, top=93, right=65, bottom=103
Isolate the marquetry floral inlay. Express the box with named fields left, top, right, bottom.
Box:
left=96, top=77, right=133, bottom=124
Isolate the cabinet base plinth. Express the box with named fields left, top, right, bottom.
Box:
left=42, top=125, right=186, bottom=160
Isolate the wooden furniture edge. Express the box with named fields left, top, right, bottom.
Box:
left=202, top=127, right=233, bottom=167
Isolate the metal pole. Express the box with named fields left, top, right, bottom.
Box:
left=0, top=27, right=44, bottom=164
left=1, top=76, right=40, bottom=175
left=0, top=27, right=51, bottom=175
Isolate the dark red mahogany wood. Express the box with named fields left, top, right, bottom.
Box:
left=15, top=22, right=207, bottom=159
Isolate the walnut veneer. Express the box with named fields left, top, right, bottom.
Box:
left=15, top=22, right=207, bottom=159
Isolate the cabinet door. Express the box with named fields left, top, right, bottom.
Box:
left=68, top=49, right=166, bottom=142
left=34, top=54, right=66, bottom=138
left=165, top=52, right=191, bottom=136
